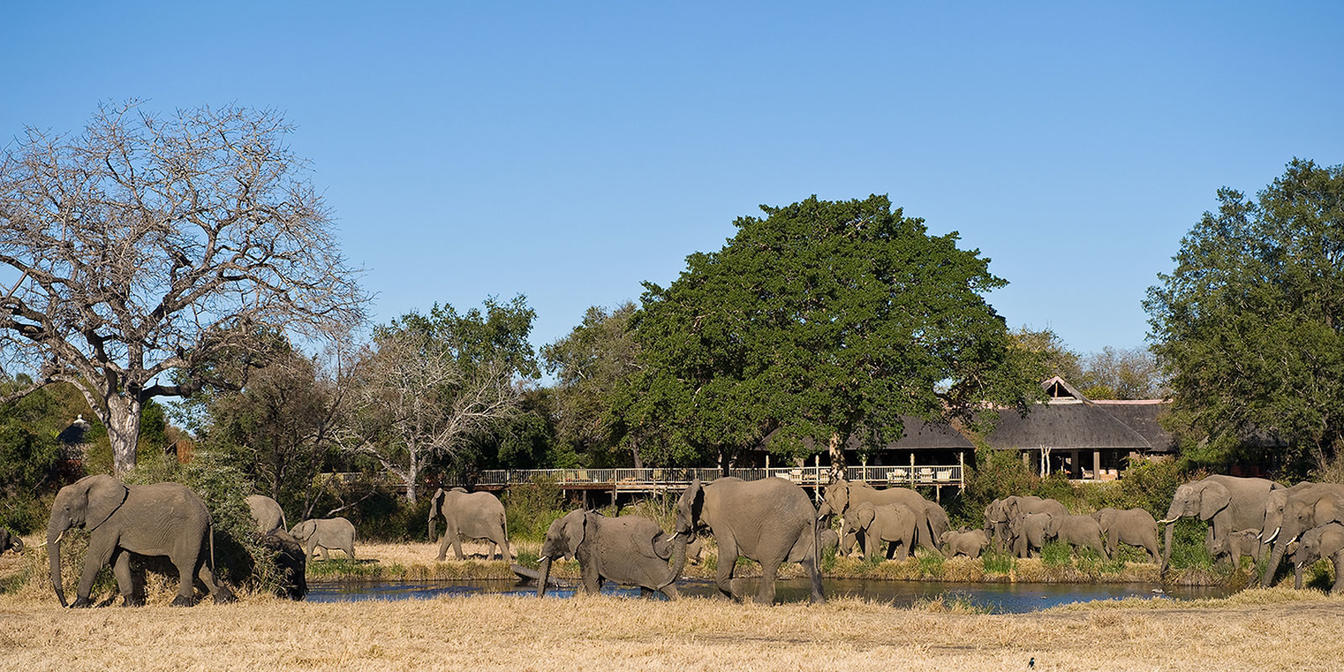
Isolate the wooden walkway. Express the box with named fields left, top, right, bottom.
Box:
left=465, top=464, right=965, bottom=494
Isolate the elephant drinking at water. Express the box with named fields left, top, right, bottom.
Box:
left=537, top=510, right=687, bottom=599
left=677, top=477, right=824, bottom=604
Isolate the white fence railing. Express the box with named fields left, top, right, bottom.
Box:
left=464, top=465, right=963, bottom=488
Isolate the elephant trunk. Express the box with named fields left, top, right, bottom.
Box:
left=427, top=517, right=436, bottom=543
left=1263, top=538, right=1288, bottom=586
left=1161, top=519, right=1176, bottom=571
left=667, top=533, right=689, bottom=585
left=537, top=557, right=554, bottom=598
left=46, top=522, right=67, bottom=608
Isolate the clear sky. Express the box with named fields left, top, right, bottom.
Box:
left=3, top=2, right=1342, bottom=362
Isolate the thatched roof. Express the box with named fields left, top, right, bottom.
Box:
left=1093, top=400, right=1176, bottom=453
left=982, top=399, right=1155, bottom=451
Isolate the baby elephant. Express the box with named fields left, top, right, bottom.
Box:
left=1055, top=514, right=1108, bottom=559
left=847, top=502, right=919, bottom=560
left=1290, top=523, right=1344, bottom=593
left=1209, top=529, right=1262, bottom=568
left=940, top=529, right=988, bottom=558
left=0, top=527, right=23, bottom=555
left=1092, top=507, right=1160, bottom=563
left=290, top=517, right=357, bottom=561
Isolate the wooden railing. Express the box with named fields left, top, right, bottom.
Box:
left=464, top=465, right=964, bottom=489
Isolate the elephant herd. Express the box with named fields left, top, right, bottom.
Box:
left=19, top=472, right=1344, bottom=608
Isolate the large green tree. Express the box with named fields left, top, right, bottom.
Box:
left=619, top=195, right=1044, bottom=472
left=541, top=302, right=642, bottom=467
left=1146, top=159, right=1344, bottom=473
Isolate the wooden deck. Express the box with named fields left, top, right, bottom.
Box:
left=462, top=465, right=965, bottom=494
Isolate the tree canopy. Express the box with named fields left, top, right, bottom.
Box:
left=1146, top=158, right=1344, bottom=473
left=541, top=302, right=641, bottom=466
left=617, top=195, right=1045, bottom=470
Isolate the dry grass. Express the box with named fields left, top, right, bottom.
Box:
left=1, top=589, right=1341, bottom=671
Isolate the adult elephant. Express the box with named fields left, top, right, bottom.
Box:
left=819, top=481, right=944, bottom=557
left=846, top=502, right=919, bottom=560
left=1055, top=514, right=1108, bottom=559
left=46, top=475, right=232, bottom=607
left=290, top=517, right=357, bottom=561
left=677, top=477, right=824, bottom=604
left=1158, top=475, right=1280, bottom=572
left=1261, top=482, right=1344, bottom=586
left=245, top=495, right=287, bottom=535
left=1008, top=512, right=1058, bottom=558
left=985, top=496, right=1067, bottom=551
left=1092, top=508, right=1160, bottom=563
left=0, top=527, right=22, bottom=555
left=428, top=487, right=511, bottom=563
left=537, top=510, right=687, bottom=599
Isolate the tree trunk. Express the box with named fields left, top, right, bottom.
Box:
left=828, top=432, right=846, bottom=483
left=106, top=395, right=142, bottom=476
left=406, top=455, right=419, bottom=505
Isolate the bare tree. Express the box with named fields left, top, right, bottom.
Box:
left=346, top=328, right=521, bottom=503
left=0, top=103, right=365, bottom=474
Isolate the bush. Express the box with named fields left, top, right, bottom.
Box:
left=981, top=550, right=1013, bottom=574
left=1166, top=519, right=1214, bottom=570
left=1040, top=541, right=1073, bottom=567
left=504, top=477, right=567, bottom=542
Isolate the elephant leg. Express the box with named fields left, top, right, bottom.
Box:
left=74, top=536, right=118, bottom=607
left=170, top=546, right=202, bottom=606
left=320, top=546, right=331, bottom=562
left=436, top=527, right=453, bottom=561
left=345, top=541, right=355, bottom=559
left=452, top=533, right=466, bottom=561
left=111, top=549, right=140, bottom=607
left=1331, top=554, right=1344, bottom=595
left=1294, top=563, right=1303, bottom=590
left=197, top=560, right=234, bottom=604
left=580, top=562, right=601, bottom=595
left=714, top=537, right=738, bottom=600
left=661, top=583, right=680, bottom=601
left=640, top=587, right=654, bottom=599
left=895, top=537, right=910, bottom=561
left=500, top=535, right=512, bottom=564
left=755, top=558, right=781, bottom=605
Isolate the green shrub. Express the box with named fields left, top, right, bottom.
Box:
left=1166, top=519, right=1214, bottom=570
left=981, top=550, right=1013, bottom=574
left=504, top=477, right=567, bottom=542
left=1040, top=541, right=1073, bottom=567
left=916, top=550, right=944, bottom=577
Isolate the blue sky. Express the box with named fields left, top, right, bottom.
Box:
left=4, top=2, right=1342, bottom=362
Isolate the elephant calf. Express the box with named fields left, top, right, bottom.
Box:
left=1290, top=523, right=1344, bottom=593
left=939, top=529, right=988, bottom=558
left=1210, top=529, right=1262, bottom=568
left=290, top=517, right=357, bottom=561
left=0, top=527, right=22, bottom=555
left=848, top=502, right=919, bottom=560
left=1055, top=515, right=1108, bottom=559
left=1008, top=512, right=1055, bottom=559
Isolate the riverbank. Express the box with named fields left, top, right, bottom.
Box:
left=301, top=541, right=1259, bottom=588
left=1, top=588, right=1340, bottom=671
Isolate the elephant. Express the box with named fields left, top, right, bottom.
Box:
left=46, top=474, right=232, bottom=607
left=0, top=527, right=22, bottom=555
left=1261, top=482, right=1344, bottom=586
left=939, top=529, right=989, bottom=558
left=1289, top=522, right=1344, bottom=593
left=428, top=487, right=510, bottom=562
left=985, top=496, right=1068, bottom=552
left=245, top=495, right=287, bottom=535
left=1208, top=529, right=1263, bottom=569
left=677, top=477, right=824, bottom=604
left=1055, top=514, right=1108, bottom=558
left=1008, top=512, right=1057, bottom=558
left=1092, top=508, right=1160, bottom=563
left=819, top=528, right=840, bottom=555
left=846, top=502, right=919, bottom=560
left=1159, top=474, right=1280, bottom=572
left=656, top=534, right=704, bottom=565
left=537, top=510, right=687, bottom=599
left=259, top=529, right=308, bottom=600
left=819, top=480, right=944, bottom=557
left=290, top=517, right=357, bottom=561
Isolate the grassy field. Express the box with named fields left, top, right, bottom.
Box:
left=1, top=588, right=1341, bottom=671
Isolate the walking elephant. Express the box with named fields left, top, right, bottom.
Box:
left=846, top=502, right=919, bottom=560
left=428, top=487, right=511, bottom=562
left=1159, top=474, right=1279, bottom=572
left=1055, top=514, right=1108, bottom=558
left=245, top=495, right=287, bottom=535
left=986, top=496, right=1067, bottom=552
left=537, top=510, right=687, bottom=599
left=819, top=481, right=944, bottom=557
left=940, top=529, right=989, bottom=558
left=1289, top=523, right=1344, bottom=593
left=290, top=517, right=357, bottom=561
left=1009, top=512, right=1058, bottom=558
left=0, top=527, right=22, bottom=555
left=1261, top=483, right=1344, bottom=586
left=677, top=477, right=824, bottom=604
left=46, top=475, right=232, bottom=607
left=1092, top=508, right=1159, bottom=562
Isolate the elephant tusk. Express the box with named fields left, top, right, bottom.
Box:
left=1263, top=527, right=1280, bottom=544
left=1156, top=518, right=1178, bottom=525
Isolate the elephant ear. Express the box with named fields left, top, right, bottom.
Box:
left=1314, top=494, right=1343, bottom=527
left=1199, top=482, right=1232, bottom=521
left=83, top=476, right=129, bottom=532
left=561, top=511, right=587, bottom=559
left=1044, top=514, right=1062, bottom=537
left=677, top=479, right=704, bottom=533
left=856, top=506, right=875, bottom=530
